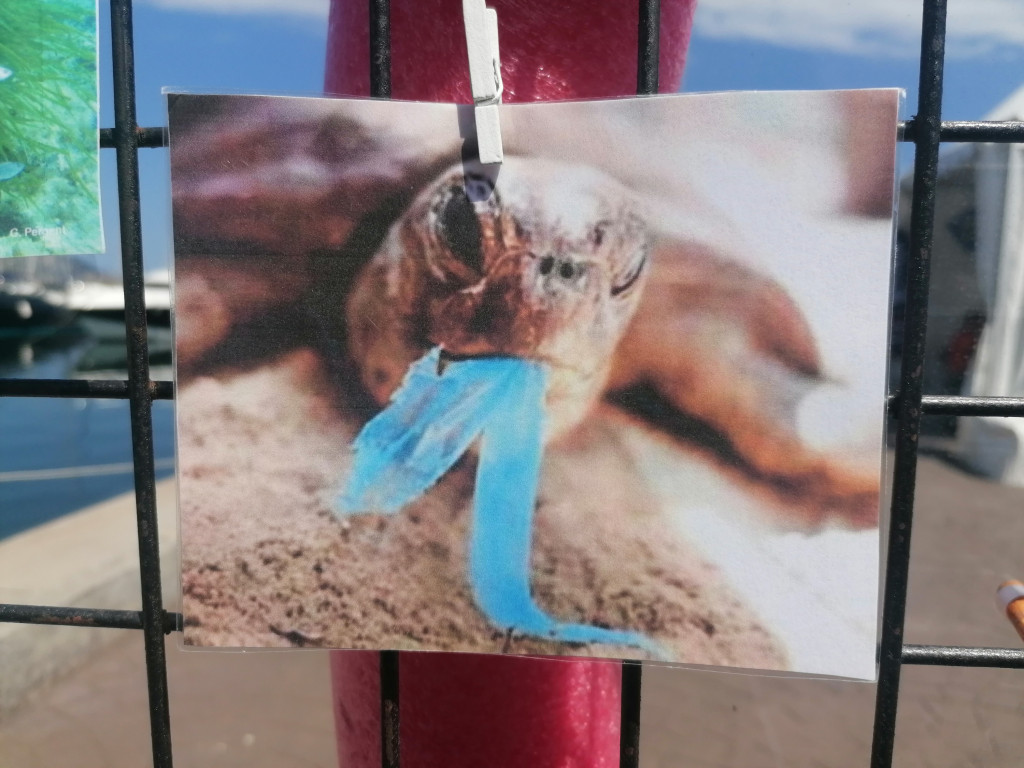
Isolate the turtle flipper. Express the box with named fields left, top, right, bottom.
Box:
left=469, top=361, right=668, bottom=661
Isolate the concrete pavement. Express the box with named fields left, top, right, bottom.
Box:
left=3, top=454, right=1024, bottom=767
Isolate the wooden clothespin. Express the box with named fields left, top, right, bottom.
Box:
left=462, top=0, right=503, bottom=164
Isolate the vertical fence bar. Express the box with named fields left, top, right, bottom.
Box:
left=636, top=0, right=660, bottom=95
left=619, top=662, right=643, bottom=768
left=621, top=3, right=660, bottom=766
left=108, top=1, right=173, bottom=766
left=369, top=3, right=398, bottom=766
left=870, top=1, right=947, bottom=766
left=369, top=0, right=391, bottom=98
left=379, top=651, right=401, bottom=768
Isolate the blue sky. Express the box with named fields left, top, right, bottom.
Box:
left=93, top=0, right=1024, bottom=274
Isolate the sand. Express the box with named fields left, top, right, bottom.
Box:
left=178, top=346, right=784, bottom=668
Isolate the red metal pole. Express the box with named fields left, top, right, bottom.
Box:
left=325, top=0, right=693, bottom=102
left=325, top=2, right=696, bottom=765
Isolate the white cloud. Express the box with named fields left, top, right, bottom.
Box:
left=141, top=0, right=329, bottom=20
left=695, top=0, right=1024, bottom=58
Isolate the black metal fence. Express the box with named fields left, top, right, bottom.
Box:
left=2, top=0, right=1024, bottom=766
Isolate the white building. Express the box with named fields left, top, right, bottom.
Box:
left=949, top=85, right=1024, bottom=482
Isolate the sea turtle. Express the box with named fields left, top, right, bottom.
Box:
left=169, top=93, right=883, bottom=655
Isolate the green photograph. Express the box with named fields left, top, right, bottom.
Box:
left=0, top=0, right=102, bottom=258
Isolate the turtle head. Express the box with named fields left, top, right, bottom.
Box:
left=349, top=158, right=652, bottom=438
left=415, top=159, right=651, bottom=383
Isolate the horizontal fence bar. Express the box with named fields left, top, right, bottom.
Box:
left=6, top=382, right=1021, bottom=416
left=903, top=644, right=1024, bottom=668
left=888, top=393, right=1024, bottom=418
left=8, top=606, right=1023, bottom=669
left=0, top=603, right=182, bottom=633
left=904, top=119, right=1024, bottom=144
left=922, top=394, right=1024, bottom=416
left=0, top=379, right=173, bottom=400
left=109, top=121, right=1024, bottom=152
left=100, top=126, right=167, bottom=149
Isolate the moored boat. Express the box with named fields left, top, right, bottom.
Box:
left=0, top=258, right=76, bottom=339
left=66, top=269, right=171, bottom=342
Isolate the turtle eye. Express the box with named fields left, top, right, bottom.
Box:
left=611, top=246, right=648, bottom=298
left=436, top=185, right=484, bottom=275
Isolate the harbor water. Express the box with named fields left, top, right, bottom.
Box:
left=0, top=328, right=175, bottom=540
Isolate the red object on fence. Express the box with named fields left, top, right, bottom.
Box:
left=325, top=1, right=696, bottom=765
left=325, top=0, right=694, bottom=101
left=331, top=652, right=625, bottom=768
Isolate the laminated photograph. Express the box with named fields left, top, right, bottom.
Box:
left=0, top=0, right=103, bottom=258
left=169, top=89, right=899, bottom=680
